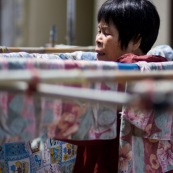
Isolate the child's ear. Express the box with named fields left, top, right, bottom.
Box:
left=132, top=36, right=141, bottom=51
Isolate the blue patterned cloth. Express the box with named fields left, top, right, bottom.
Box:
left=147, top=44, right=173, bottom=61
left=0, top=139, right=77, bottom=173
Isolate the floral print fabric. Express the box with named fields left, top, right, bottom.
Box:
left=1, top=46, right=173, bottom=173
left=0, top=52, right=127, bottom=173
left=119, top=45, right=173, bottom=173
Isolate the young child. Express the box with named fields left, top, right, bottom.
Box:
left=73, top=0, right=167, bottom=173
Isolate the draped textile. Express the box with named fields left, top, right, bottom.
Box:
left=1, top=48, right=173, bottom=172
left=119, top=53, right=173, bottom=173
left=0, top=52, right=138, bottom=173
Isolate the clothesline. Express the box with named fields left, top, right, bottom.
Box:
left=0, top=69, right=172, bottom=109
left=0, top=69, right=173, bottom=83
left=0, top=81, right=131, bottom=107
left=0, top=46, right=95, bottom=53
left=1, top=81, right=172, bottom=112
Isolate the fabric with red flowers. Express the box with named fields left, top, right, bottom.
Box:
left=117, top=52, right=173, bottom=173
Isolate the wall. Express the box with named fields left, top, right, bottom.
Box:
left=1, top=0, right=171, bottom=47
left=1, top=0, right=94, bottom=47
left=152, top=0, right=171, bottom=47
left=26, top=0, right=67, bottom=47
left=75, top=0, right=94, bottom=46
left=25, top=0, right=94, bottom=47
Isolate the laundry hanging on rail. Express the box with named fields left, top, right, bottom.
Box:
left=119, top=57, right=173, bottom=173
left=1, top=48, right=173, bottom=172
left=0, top=54, right=140, bottom=173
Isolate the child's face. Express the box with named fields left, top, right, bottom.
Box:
left=95, top=20, right=134, bottom=62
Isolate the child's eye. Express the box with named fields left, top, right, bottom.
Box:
left=103, top=31, right=110, bottom=36
left=97, top=28, right=101, bottom=34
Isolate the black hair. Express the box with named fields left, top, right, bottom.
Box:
left=97, top=0, right=160, bottom=54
